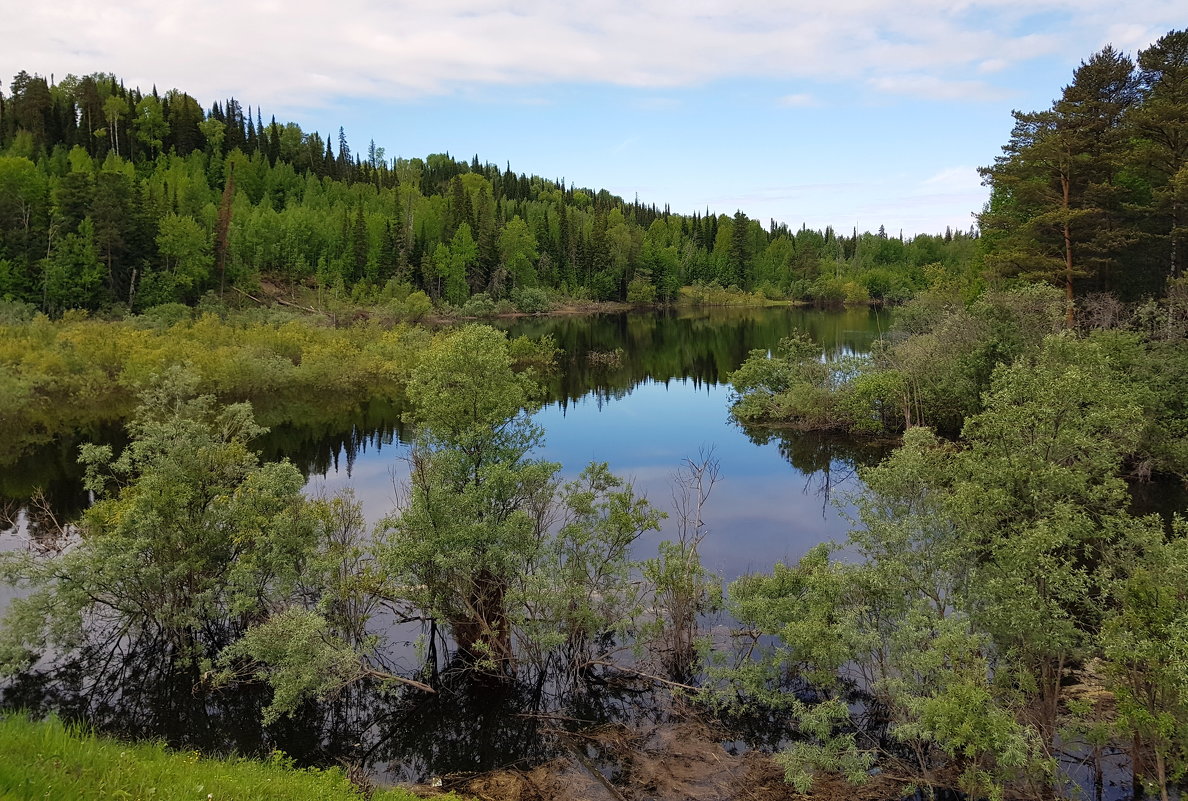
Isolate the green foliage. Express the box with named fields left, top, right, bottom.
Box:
left=716, top=333, right=1171, bottom=797
left=380, top=326, right=555, bottom=661
left=0, top=715, right=443, bottom=801
left=0, top=68, right=991, bottom=324
left=0, top=367, right=318, bottom=673
left=0, top=309, right=440, bottom=464
left=727, top=332, right=852, bottom=430
left=460, top=291, right=496, bottom=317
left=677, top=282, right=772, bottom=307
left=728, top=285, right=1069, bottom=436
left=511, top=286, right=551, bottom=314
left=979, top=34, right=1188, bottom=299
left=626, top=274, right=657, bottom=303
left=515, top=462, right=664, bottom=667
left=220, top=607, right=372, bottom=726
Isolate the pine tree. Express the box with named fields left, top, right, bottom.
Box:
left=1130, top=30, right=1188, bottom=280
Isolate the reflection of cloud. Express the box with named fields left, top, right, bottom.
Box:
left=8, top=0, right=1181, bottom=108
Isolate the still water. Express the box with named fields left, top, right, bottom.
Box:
left=303, top=306, right=890, bottom=583
left=0, top=306, right=890, bottom=781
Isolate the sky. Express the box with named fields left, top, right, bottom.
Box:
left=5, top=1, right=1184, bottom=236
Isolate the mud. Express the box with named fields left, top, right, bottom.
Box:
left=446, top=718, right=909, bottom=801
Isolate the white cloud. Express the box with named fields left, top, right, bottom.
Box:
left=3, top=0, right=1183, bottom=112
left=776, top=93, right=818, bottom=107
left=920, top=166, right=984, bottom=192
left=867, top=74, right=1010, bottom=102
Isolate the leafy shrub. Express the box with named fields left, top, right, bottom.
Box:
left=137, top=303, right=192, bottom=330
left=402, top=290, right=432, bottom=321
left=626, top=276, right=657, bottom=304
left=513, top=286, right=551, bottom=314
left=461, top=292, right=496, bottom=317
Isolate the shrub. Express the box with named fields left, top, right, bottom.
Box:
left=512, top=286, right=551, bottom=314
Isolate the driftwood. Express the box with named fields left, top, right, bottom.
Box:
left=232, top=286, right=328, bottom=317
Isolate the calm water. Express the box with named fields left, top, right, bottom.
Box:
left=0, top=306, right=890, bottom=776
left=304, top=306, right=890, bottom=583
left=3, top=306, right=1181, bottom=797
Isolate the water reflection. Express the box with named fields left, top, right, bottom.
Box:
left=495, top=305, right=885, bottom=410
left=2, top=306, right=893, bottom=784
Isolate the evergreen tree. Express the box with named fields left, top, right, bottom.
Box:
left=1130, top=30, right=1188, bottom=281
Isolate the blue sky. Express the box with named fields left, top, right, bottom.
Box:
left=6, top=1, right=1184, bottom=235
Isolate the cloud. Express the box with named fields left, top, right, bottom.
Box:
left=776, top=93, right=818, bottom=107
left=2, top=0, right=1183, bottom=113
left=867, top=74, right=1010, bottom=102
left=920, top=166, right=983, bottom=192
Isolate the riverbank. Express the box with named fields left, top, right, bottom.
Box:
left=0, top=715, right=462, bottom=801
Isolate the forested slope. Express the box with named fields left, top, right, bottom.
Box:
left=0, top=71, right=976, bottom=316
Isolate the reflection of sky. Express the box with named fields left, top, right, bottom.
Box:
left=307, top=377, right=860, bottom=586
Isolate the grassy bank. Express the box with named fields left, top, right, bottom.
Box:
left=0, top=715, right=457, bottom=801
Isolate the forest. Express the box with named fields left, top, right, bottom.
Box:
left=0, top=27, right=1186, bottom=801
left=0, top=68, right=981, bottom=316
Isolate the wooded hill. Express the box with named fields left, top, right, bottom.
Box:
left=0, top=71, right=978, bottom=315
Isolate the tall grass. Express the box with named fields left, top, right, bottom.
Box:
left=0, top=715, right=455, bottom=801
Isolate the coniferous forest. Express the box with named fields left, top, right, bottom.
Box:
left=0, top=69, right=983, bottom=315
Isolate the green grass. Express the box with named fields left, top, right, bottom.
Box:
left=0, top=715, right=454, bottom=801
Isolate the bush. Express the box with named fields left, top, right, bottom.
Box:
left=755, top=282, right=786, bottom=301
left=137, top=303, right=192, bottom=330
left=843, top=280, right=870, bottom=305
left=378, top=278, right=415, bottom=302
left=460, top=292, right=496, bottom=317
left=512, top=286, right=551, bottom=314
left=402, top=290, right=432, bottom=321
left=808, top=277, right=846, bottom=305
left=0, top=298, right=36, bottom=324
left=626, top=276, right=657, bottom=304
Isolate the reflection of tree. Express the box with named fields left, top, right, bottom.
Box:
left=505, top=307, right=885, bottom=409
left=0, top=397, right=412, bottom=534
left=0, top=631, right=404, bottom=771
left=255, top=396, right=410, bottom=479
left=5, top=308, right=886, bottom=526
left=12, top=491, right=75, bottom=553
left=736, top=422, right=893, bottom=507
left=0, top=498, right=17, bottom=535
left=367, top=659, right=693, bottom=783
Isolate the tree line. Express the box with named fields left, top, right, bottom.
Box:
left=0, top=70, right=977, bottom=316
